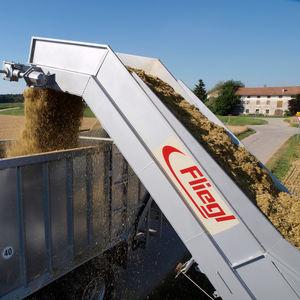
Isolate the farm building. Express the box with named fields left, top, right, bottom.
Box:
left=235, top=86, right=300, bottom=116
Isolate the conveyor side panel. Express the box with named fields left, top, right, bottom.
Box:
left=22, top=37, right=300, bottom=300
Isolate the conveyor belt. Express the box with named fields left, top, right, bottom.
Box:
left=4, top=37, right=300, bottom=299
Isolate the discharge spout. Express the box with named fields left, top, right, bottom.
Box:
left=1, top=61, right=54, bottom=88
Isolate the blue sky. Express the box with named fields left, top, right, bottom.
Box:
left=1, top=0, right=300, bottom=94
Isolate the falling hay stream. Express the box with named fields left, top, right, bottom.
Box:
left=6, top=88, right=84, bottom=157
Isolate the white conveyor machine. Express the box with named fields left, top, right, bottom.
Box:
left=2, top=37, right=300, bottom=299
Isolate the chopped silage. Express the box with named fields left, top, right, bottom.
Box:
left=128, top=67, right=300, bottom=250
left=6, top=88, right=84, bottom=157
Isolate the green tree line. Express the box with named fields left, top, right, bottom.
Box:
left=0, top=94, right=24, bottom=103
left=193, top=79, right=244, bottom=115
left=288, top=94, right=300, bottom=115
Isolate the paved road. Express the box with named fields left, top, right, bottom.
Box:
left=242, top=118, right=299, bottom=164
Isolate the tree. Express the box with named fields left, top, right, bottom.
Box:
left=212, top=80, right=244, bottom=115
left=207, top=81, right=224, bottom=95
left=288, top=94, right=300, bottom=115
left=0, top=94, right=24, bottom=103
left=193, top=79, right=207, bottom=102
left=205, top=96, right=217, bottom=112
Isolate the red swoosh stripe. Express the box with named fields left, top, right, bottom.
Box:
left=162, top=145, right=207, bottom=219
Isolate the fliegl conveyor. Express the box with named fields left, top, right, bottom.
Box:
left=1, top=37, right=300, bottom=299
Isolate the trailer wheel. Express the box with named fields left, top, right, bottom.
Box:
left=80, top=257, right=115, bottom=300
left=82, top=276, right=106, bottom=300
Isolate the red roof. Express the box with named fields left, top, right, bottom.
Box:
left=235, top=86, right=300, bottom=96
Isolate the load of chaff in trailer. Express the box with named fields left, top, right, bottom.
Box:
left=5, top=88, right=84, bottom=157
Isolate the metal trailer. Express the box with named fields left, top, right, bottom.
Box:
left=0, top=140, right=163, bottom=299
left=2, top=37, right=300, bottom=299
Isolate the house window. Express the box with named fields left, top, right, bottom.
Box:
left=266, top=100, right=270, bottom=105
left=245, top=109, right=249, bottom=113
left=256, top=100, right=260, bottom=104
left=279, top=95, right=282, bottom=98
left=247, top=96, right=250, bottom=98
left=266, top=109, right=269, bottom=114
left=277, top=101, right=283, bottom=108
left=267, top=96, right=271, bottom=98
left=255, top=109, right=259, bottom=114
left=257, top=96, right=261, bottom=98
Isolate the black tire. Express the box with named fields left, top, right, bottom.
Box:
left=81, top=256, right=115, bottom=300
left=25, top=256, right=114, bottom=300
left=81, top=276, right=107, bottom=300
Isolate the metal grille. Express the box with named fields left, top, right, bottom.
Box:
left=0, top=141, right=148, bottom=299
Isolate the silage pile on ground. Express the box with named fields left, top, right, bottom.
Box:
left=128, top=67, right=300, bottom=250
left=6, top=88, right=84, bottom=157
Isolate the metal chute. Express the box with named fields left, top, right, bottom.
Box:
left=2, top=37, right=300, bottom=299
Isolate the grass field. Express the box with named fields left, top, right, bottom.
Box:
left=236, top=128, right=256, bottom=140
left=83, top=106, right=95, bottom=118
left=0, top=103, right=95, bottom=118
left=218, top=115, right=267, bottom=126
left=0, top=103, right=23, bottom=109
left=245, top=114, right=288, bottom=118
left=284, top=116, right=300, bottom=128
left=0, top=103, right=24, bottom=116
left=265, top=134, right=300, bottom=180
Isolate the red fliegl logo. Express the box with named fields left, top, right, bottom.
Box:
left=162, top=145, right=236, bottom=223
